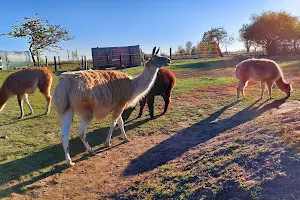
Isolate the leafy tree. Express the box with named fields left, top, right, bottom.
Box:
left=239, top=24, right=253, bottom=52
left=71, top=49, right=79, bottom=64
left=1, top=14, right=73, bottom=66
left=241, top=11, right=300, bottom=55
left=202, top=27, right=234, bottom=57
left=191, top=46, right=198, bottom=55
left=185, top=41, right=193, bottom=55
left=177, top=45, right=186, bottom=55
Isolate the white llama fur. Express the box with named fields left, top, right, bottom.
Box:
left=53, top=47, right=171, bottom=166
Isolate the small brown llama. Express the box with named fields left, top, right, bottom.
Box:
left=236, top=58, right=292, bottom=99
left=122, top=68, right=176, bottom=120
left=0, top=68, right=53, bottom=118
left=53, top=47, right=171, bottom=166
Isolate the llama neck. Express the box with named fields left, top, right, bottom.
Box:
left=275, top=77, right=288, bottom=91
left=0, top=87, right=11, bottom=112
left=129, top=65, right=159, bottom=106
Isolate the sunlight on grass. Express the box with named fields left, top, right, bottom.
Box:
left=1, top=57, right=300, bottom=198
left=174, top=76, right=236, bottom=94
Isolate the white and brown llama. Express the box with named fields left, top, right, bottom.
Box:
left=236, top=58, right=292, bottom=99
left=53, top=47, right=171, bottom=166
left=0, top=68, right=53, bottom=118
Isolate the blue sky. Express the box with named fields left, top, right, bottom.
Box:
left=0, top=0, right=299, bottom=60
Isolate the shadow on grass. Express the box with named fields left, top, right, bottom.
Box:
left=123, top=97, right=288, bottom=176
left=0, top=116, right=152, bottom=198
left=0, top=114, right=45, bottom=127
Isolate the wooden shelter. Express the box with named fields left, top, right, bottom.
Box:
left=91, top=45, right=142, bottom=69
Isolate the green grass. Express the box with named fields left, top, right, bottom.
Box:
left=1, top=56, right=300, bottom=198
left=174, top=76, right=236, bottom=94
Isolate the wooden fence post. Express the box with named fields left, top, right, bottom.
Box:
left=45, top=56, right=48, bottom=67
left=106, top=55, right=109, bottom=65
left=54, top=56, right=57, bottom=72
left=84, top=56, right=87, bottom=70
left=119, top=54, right=122, bottom=67
left=58, top=56, right=61, bottom=69
left=170, top=48, right=172, bottom=60
left=81, top=56, right=84, bottom=68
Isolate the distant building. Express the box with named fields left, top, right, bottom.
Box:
left=0, top=51, right=31, bottom=70
left=91, top=45, right=142, bottom=69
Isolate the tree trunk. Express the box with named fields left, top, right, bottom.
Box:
left=266, top=40, right=277, bottom=56
left=29, top=48, right=37, bottom=66
left=293, top=40, right=298, bottom=54
left=217, top=44, right=223, bottom=57
left=244, top=41, right=250, bottom=53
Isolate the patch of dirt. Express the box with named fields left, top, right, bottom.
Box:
left=9, top=135, right=169, bottom=200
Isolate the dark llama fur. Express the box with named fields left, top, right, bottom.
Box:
left=122, top=68, right=176, bottom=120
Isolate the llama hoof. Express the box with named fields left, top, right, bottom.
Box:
left=18, top=116, right=24, bottom=119
left=104, top=141, right=111, bottom=147
left=67, top=161, right=75, bottom=167
left=269, top=97, right=274, bottom=99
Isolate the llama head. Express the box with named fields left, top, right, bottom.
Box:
left=147, top=47, right=171, bottom=68
left=284, top=82, right=292, bottom=98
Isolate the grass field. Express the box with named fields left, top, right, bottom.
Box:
left=1, top=56, right=300, bottom=199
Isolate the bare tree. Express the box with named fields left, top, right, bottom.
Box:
left=1, top=14, right=73, bottom=66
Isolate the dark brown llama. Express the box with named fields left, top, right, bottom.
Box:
left=122, top=68, right=176, bottom=120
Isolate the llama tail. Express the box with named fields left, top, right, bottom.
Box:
left=53, top=76, right=71, bottom=115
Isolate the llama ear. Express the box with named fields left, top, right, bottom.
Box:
left=155, top=47, right=160, bottom=55
left=152, top=47, right=157, bottom=56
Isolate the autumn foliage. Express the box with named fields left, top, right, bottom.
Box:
left=240, top=11, right=300, bottom=55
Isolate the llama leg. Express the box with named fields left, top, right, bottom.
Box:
left=17, top=94, right=25, bottom=119
left=105, top=106, right=125, bottom=147
left=138, top=97, right=147, bottom=118
left=43, top=91, right=52, bottom=115
left=147, top=96, right=155, bottom=119
left=163, top=94, right=171, bottom=115
left=237, top=81, right=243, bottom=99
left=266, top=81, right=274, bottom=99
left=242, top=81, right=248, bottom=98
left=24, top=93, right=34, bottom=114
left=61, top=109, right=75, bottom=166
left=77, top=114, right=93, bottom=153
left=117, top=116, right=129, bottom=142
left=260, top=81, right=265, bottom=99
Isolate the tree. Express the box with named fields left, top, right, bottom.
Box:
left=185, top=41, right=193, bottom=55
left=202, top=27, right=234, bottom=57
left=241, top=11, right=300, bottom=55
left=239, top=24, right=252, bottom=52
left=177, top=46, right=186, bottom=56
left=1, top=14, right=73, bottom=66
left=71, top=49, right=79, bottom=64
left=191, top=46, right=198, bottom=55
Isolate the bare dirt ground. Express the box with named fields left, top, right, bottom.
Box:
left=7, top=82, right=300, bottom=199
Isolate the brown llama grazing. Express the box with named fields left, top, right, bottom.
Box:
left=0, top=68, right=53, bottom=118
left=53, top=47, right=171, bottom=166
left=236, top=58, right=292, bottom=99
left=122, top=68, right=176, bottom=120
